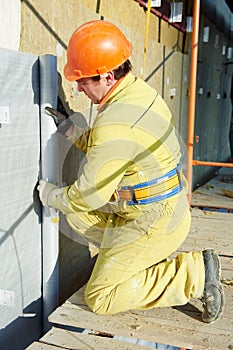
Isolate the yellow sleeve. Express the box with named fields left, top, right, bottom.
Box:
left=65, top=132, right=136, bottom=211
left=66, top=125, right=90, bottom=153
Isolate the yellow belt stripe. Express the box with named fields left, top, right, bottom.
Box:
left=118, top=172, right=183, bottom=201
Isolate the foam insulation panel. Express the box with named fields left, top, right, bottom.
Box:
left=0, top=48, right=58, bottom=350
left=0, top=48, right=41, bottom=329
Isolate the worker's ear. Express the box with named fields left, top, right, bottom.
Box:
left=101, top=71, right=115, bottom=86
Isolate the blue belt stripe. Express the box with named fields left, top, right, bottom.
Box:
left=126, top=180, right=184, bottom=205
left=121, top=163, right=182, bottom=190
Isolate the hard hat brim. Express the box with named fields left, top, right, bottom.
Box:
left=64, top=63, right=79, bottom=81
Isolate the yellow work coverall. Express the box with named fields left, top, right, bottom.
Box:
left=51, top=73, right=205, bottom=314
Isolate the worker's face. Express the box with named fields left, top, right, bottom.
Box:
left=76, top=77, right=110, bottom=104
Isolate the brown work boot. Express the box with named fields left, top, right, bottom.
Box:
left=201, top=249, right=224, bottom=323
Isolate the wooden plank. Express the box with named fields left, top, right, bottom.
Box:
left=44, top=202, right=233, bottom=350
left=41, top=326, right=155, bottom=350
left=191, top=168, right=233, bottom=209
left=25, top=342, right=64, bottom=350
left=184, top=208, right=233, bottom=256
left=47, top=207, right=233, bottom=350
left=191, top=193, right=233, bottom=209
left=191, top=206, right=233, bottom=220
left=49, top=285, right=233, bottom=350
left=180, top=208, right=233, bottom=282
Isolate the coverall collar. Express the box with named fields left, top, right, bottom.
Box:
left=97, top=72, right=136, bottom=112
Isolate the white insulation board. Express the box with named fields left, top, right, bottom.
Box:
left=0, top=49, right=58, bottom=350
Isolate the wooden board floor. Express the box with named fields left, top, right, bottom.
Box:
left=191, top=167, right=233, bottom=210
left=26, top=168, right=233, bottom=350
left=26, top=207, right=233, bottom=350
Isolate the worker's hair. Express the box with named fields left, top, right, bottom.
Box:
left=92, top=59, right=132, bottom=81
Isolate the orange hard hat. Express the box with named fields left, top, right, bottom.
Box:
left=64, top=20, right=132, bottom=81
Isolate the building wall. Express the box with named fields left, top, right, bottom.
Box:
left=193, top=14, right=233, bottom=186
left=19, top=0, right=186, bottom=114
left=18, top=0, right=233, bottom=302
left=18, top=0, right=189, bottom=302
left=0, top=0, right=21, bottom=50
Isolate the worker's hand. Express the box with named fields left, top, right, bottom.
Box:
left=37, top=179, right=58, bottom=207
left=45, top=107, right=73, bottom=135
left=45, top=107, right=67, bottom=126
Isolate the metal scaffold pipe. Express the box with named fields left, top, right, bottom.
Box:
left=186, top=0, right=200, bottom=204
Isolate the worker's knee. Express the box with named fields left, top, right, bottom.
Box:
left=84, top=285, right=113, bottom=315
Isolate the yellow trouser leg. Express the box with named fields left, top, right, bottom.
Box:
left=84, top=207, right=205, bottom=315
left=65, top=192, right=205, bottom=315
left=66, top=207, right=110, bottom=246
